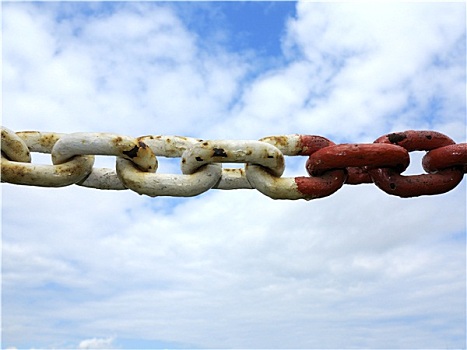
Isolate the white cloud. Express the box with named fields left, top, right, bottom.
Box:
left=3, top=184, right=465, bottom=348
left=78, top=337, right=114, bottom=350
left=214, top=2, right=466, bottom=141
left=3, top=2, right=248, bottom=136
left=2, top=2, right=465, bottom=349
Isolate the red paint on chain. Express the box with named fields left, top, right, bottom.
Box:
left=371, top=130, right=464, bottom=197
left=369, top=168, right=464, bottom=197
left=295, top=170, right=346, bottom=199
left=306, top=143, right=409, bottom=176
left=375, top=130, right=455, bottom=151
left=298, top=135, right=335, bottom=155
left=346, top=167, right=373, bottom=184
left=422, top=143, right=467, bottom=173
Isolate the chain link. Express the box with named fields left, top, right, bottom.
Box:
left=1, top=129, right=95, bottom=187
left=1, top=126, right=466, bottom=200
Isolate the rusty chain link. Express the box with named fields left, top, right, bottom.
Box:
left=1, top=126, right=466, bottom=200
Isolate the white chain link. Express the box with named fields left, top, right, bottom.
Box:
left=1, top=129, right=95, bottom=187
left=1, top=127, right=311, bottom=199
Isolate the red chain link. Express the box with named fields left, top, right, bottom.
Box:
left=375, top=130, right=455, bottom=151
left=302, top=130, right=466, bottom=198
left=369, top=131, right=464, bottom=197
left=306, top=143, right=410, bottom=182
left=422, top=143, right=467, bottom=173
left=293, top=135, right=347, bottom=199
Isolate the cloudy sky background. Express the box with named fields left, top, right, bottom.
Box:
left=2, top=1, right=466, bottom=349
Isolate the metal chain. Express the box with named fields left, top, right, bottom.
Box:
left=2, top=126, right=466, bottom=200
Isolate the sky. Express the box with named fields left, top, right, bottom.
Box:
left=1, top=1, right=466, bottom=349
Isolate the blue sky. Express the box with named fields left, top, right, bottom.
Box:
left=2, top=1, right=466, bottom=349
left=176, top=2, right=296, bottom=56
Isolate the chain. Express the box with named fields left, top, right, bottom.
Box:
left=1, top=126, right=466, bottom=200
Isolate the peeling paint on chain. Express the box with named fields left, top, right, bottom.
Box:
left=212, top=148, right=228, bottom=158
left=122, top=145, right=140, bottom=159
left=387, top=132, right=407, bottom=144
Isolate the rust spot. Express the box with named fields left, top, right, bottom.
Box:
left=2, top=142, right=30, bottom=161
left=2, top=163, right=29, bottom=179
left=39, top=134, right=61, bottom=149
left=114, top=136, right=123, bottom=143
left=263, top=136, right=289, bottom=149
left=213, top=148, right=227, bottom=157
left=196, top=157, right=203, bottom=161
left=387, top=133, right=407, bottom=144
left=122, top=145, right=139, bottom=158
left=223, top=168, right=245, bottom=174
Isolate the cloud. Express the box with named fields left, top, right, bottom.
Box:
left=3, top=185, right=465, bottom=348
left=212, top=2, right=466, bottom=141
left=290, top=3, right=466, bottom=140
left=3, top=2, right=249, bottom=136
left=78, top=337, right=114, bottom=350
left=2, top=1, right=465, bottom=349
